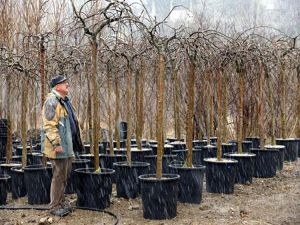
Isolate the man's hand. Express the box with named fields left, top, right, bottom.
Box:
left=54, top=146, right=63, bottom=154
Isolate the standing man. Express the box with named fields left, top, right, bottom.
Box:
left=41, top=75, right=83, bottom=217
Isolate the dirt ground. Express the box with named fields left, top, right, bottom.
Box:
left=0, top=160, right=299, bottom=225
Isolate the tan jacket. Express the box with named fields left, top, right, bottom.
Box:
left=41, top=90, right=74, bottom=159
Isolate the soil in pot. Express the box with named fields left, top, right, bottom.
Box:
left=204, top=158, right=238, bottom=194
left=139, top=174, right=180, bottom=220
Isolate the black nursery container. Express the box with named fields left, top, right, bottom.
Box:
left=192, top=140, right=208, bottom=148
left=113, top=161, right=150, bottom=199
left=0, top=162, right=22, bottom=192
left=0, top=174, right=10, bottom=205
left=265, top=145, right=285, bottom=171
left=200, top=145, right=217, bottom=164
left=169, top=164, right=205, bottom=204
left=65, top=159, right=90, bottom=194
left=150, top=144, right=174, bottom=155
left=24, top=164, right=52, bottom=204
left=224, top=153, right=256, bottom=184
left=221, top=143, right=236, bottom=156
left=75, top=168, right=114, bottom=210
left=228, top=140, right=253, bottom=153
left=276, top=138, right=298, bottom=162
left=11, top=166, right=27, bottom=199
left=204, top=158, right=238, bottom=194
left=250, top=148, right=278, bottom=178
left=144, top=154, right=177, bottom=174
left=139, top=174, right=180, bottom=220
left=245, top=137, right=260, bottom=148
left=100, top=154, right=127, bottom=183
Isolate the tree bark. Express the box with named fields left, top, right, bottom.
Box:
left=280, top=62, right=287, bottom=139
left=217, top=70, right=223, bottom=160
left=126, top=63, right=132, bottom=164
left=186, top=60, right=195, bottom=167
left=156, top=53, right=165, bottom=179
left=91, top=39, right=100, bottom=171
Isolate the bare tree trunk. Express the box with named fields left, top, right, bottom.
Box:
left=173, top=69, right=181, bottom=140
left=139, top=59, right=145, bottom=146
left=217, top=70, right=223, bottom=160
left=237, top=71, right=244, bottom=154
left=267, top=72, right=276, bottom=145
left=115, top=75, right=120, bottom=150
left=222, top=70, right=228, bottom=143
left=107, top=67, right=114, bottom=155
left=186, top=60, right=195, bottom=167
left=156, top=53, right=165, bottom=179
left=280, top=62, right=287, bottom=139
left=258, top=64, right=265, bottom=148
left=5, top=74, right=12, bottom=164
left=91, top=39, right=100, bottom=171
left=206, top=71, right=211, bottom=145
left=126, top=64, right=132, bottom=164
left=86, top=72, right=92, bottom=150
left=296, top=66, right=300, bottom=138
left=21, top=77, right=29, bottom=168
left=40, top=37, right=46, bottom=107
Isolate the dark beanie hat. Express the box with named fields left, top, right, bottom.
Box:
left=50, top=75, right=67, bottom=88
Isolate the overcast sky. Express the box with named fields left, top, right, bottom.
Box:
left=130, top=0, right=300, bottom=36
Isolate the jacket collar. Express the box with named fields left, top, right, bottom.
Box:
left=51, top=89, right=69, bottom=101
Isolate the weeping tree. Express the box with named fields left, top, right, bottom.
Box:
left=71, top=0, right=133, bottom=171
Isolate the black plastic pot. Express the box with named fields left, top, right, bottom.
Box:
left=203, top=137, right=217, bottom=145
left=275, top=139, right=298, bottom=162
left=169, top=141, right=186, bottom=150
left=77, top=153, right=99, bottom=168
left=24, top=164, right=52, bottom=204
left=144, top=154, right=177, bottom=174
left=172, top=149, right=187, bottom=161
left=228, top=140, right=253, bottom=153
left=201, top=145, right=217, bottom=164
left=193, top=140, right=208, bottom=148
left=245, top=137, right=260, bottom=148
left=130, top=148, right=152, bottom=162
left=191, top=149, right=203, bottom=165
left=65, top=159, right=90, bottom=194
left=0, top=162, right=22, bottom=192
left=265, top=145, right=285, bottom=171
left=151, top=144, right=174, bottom=155
left=224, top=153, right=256, bottom=184
left=0, top=174, right=10, bottom=205
left=222, top=143, right=236, bottom=156
left=250, top=148, right=278, bottom=178
left=99, top=141, right=110, bottom=154
left=100, top=154, right=127, bottom=184
left=11, top=166, right=27, bottom=199
left=139, top=174, right=180, bottom=220
left=27, top=152, right=43, bottom=165
left=148, top=140, right=157, bottom=146
left=0, top=137, right=7, bottom=159
left=204, top=158, right=238, bottom=194
left=169, top=164, right=205, bottom=204
left=75, top=167, right=114, bottom=210
left=113, top=161, right=150, bottom=199
left=15, top=145, right=31, bottom=156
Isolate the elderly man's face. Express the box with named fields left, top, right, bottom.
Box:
left=55, top=80, right=69, bottom=96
